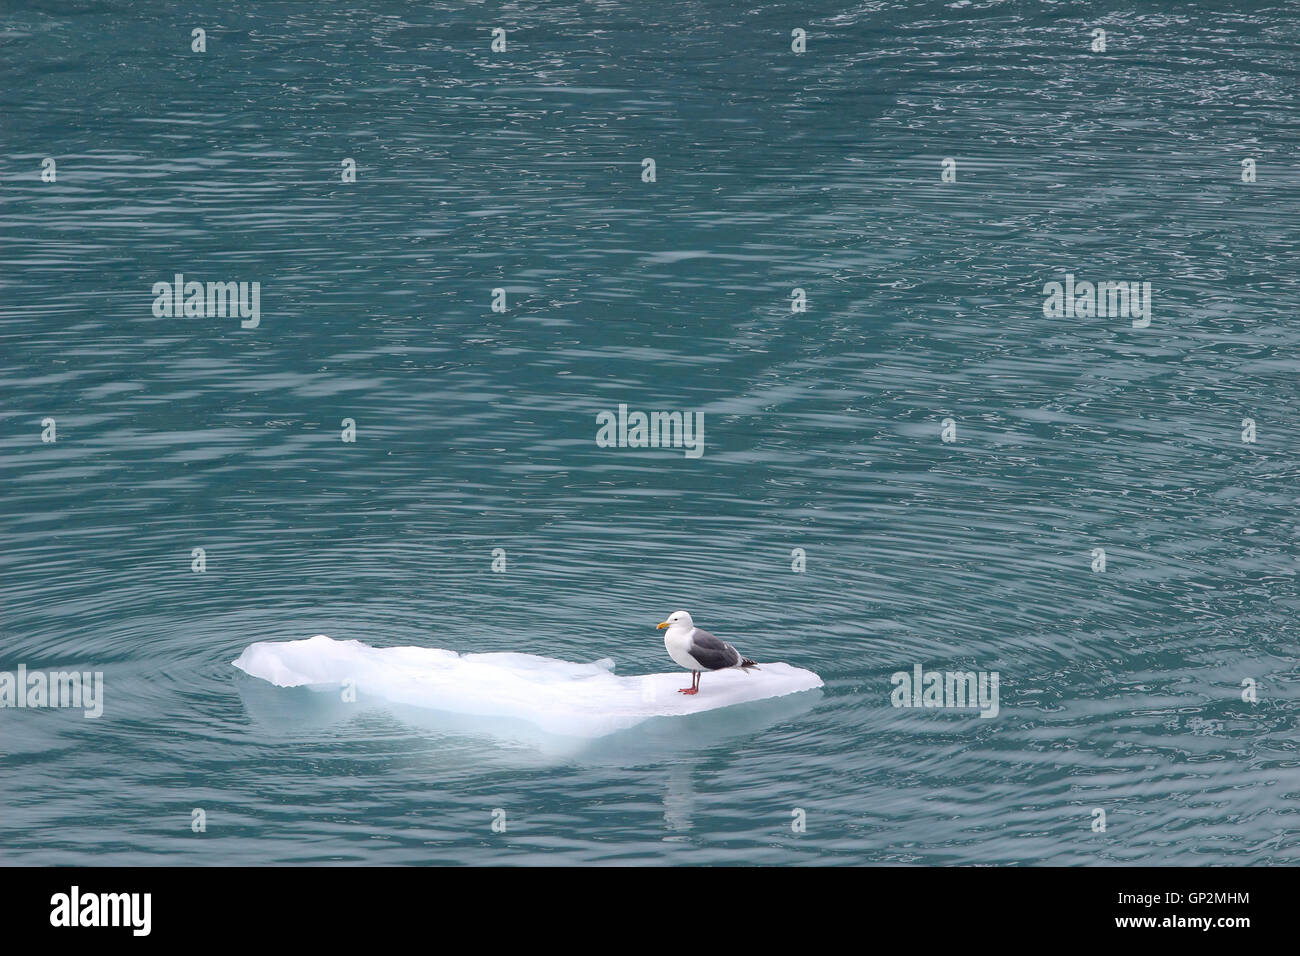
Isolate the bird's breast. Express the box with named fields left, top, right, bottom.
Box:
left=664, top=628, right=700, bottom=671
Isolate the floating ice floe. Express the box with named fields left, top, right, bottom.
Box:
left=233, top=634, right=823, bottom=740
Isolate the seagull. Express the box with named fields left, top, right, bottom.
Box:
left=656, top=610, right=758, bottom=695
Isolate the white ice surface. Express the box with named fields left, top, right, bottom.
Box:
left=233, top=634, right=823, bottom=739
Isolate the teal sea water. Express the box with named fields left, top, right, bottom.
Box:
left=2, top=1, right=1298, bottom=865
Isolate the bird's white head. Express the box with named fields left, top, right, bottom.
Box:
left=656, top=610, right=694, bottom=632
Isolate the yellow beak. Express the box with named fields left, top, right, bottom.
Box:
left=656, top=621, right=670, bottom=630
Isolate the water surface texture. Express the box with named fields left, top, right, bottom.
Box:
left=2, top=1, right=1298, bottom=864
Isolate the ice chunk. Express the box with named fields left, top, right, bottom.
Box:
left=232, top=634, right=823, bottom=739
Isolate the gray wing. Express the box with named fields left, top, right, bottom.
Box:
left=688, top=628, right=741, bottom=670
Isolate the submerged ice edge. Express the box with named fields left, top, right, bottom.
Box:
left=233, top=635, right=824, bottom=739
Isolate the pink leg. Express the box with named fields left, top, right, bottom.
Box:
left=678, top=671, right=700, bottom=695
